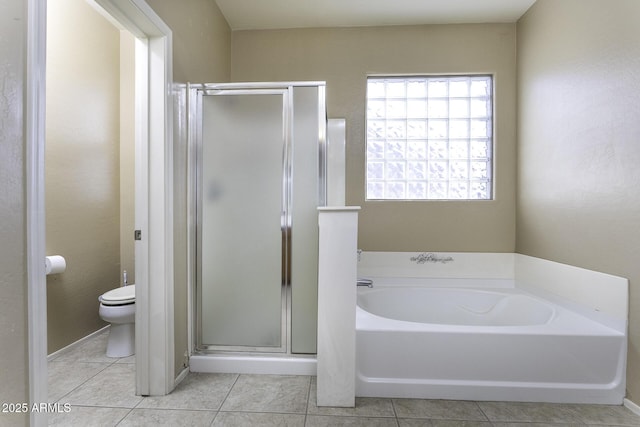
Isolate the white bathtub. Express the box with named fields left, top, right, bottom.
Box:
left=355, top=278, right=627, bottom=404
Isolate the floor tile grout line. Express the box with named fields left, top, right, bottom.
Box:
left=390, top=397, right=399, bottom=422
left=132, top=386, right=147, bottom=410
left=111, top=405, right=222, bottom=413
left=217, top=409, right=308, bottom=415
left=63, top=403, right=138, bottom=409
left=51, top=360, right=118, bottom=405
left=474, top=400, right=493, bottom=423
left=112, top=406, right=135, bottom=427
left=54, top=363, right=141, bottom=411
left=215, top=372, right=241, bottom=413
left=60, top=402, right=135, bottom=427
left=49, top=359, right=118, bottom=365
left=304, top=373, right=312, bottom=425
left=305, top=413, right=398, bottom=419
left=304, top=413, right=402, bottom=421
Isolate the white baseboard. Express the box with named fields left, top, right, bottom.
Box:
left=47, top=325, right=110, bottom=361
left=174, top=365, right=189, bottom=388
left=624, top=398, right=640, bottom=415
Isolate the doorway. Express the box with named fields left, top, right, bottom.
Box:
left=45, top=0, right=131, bottom=357
left=27, top=0, right=175, bottom=424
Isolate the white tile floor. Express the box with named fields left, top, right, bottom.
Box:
left=47, top=331, right=640, bottom=426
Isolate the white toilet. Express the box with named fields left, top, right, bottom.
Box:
left=98, top=284, right=135, bottom=357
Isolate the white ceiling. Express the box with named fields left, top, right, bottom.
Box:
left=216, top=0, right=537, bottom=31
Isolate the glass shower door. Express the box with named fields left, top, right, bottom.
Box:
left=198, top=89, right=289, bottom=351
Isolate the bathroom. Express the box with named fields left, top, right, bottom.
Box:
left=45, top=0, right=137, bottom=357
left=4, top=0, right=640, bottom=422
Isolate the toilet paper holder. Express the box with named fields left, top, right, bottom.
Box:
left=45, top=255, right=66, bottom=275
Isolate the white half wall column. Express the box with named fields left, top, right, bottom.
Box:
left=316, top=206, right=360, bottom=407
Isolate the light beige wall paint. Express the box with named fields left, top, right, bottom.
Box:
left=517, top=0, right=640, bottom=401
left=231, top=24, right=517, bottom=252
left=0, top=0, right=28, bottom=423
left=46, top=0, right=121, bottom=353
left=120, top=32, right=136, bottom=285
left=146, top=0, right=231, bottom=84
left=146, top=0, right=231, bottom=376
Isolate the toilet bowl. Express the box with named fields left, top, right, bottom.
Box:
left=98, top=284, right=135, bottom=358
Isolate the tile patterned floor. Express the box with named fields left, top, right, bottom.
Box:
left=48, top=332, right=640, bottom=426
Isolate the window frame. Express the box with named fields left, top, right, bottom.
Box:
left=365, top=74, right=495, bottom=201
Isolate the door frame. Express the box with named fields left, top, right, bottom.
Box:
left=26, top=1, right=175, bottom=423
left=25, top=2, right=48, bottom=425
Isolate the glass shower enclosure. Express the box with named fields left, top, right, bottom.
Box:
left=190, top=82, right=326, bottom=355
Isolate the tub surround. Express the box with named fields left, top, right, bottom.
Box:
left=355, top=252, right=628, bottom=404
left=358, top=252, right=628, bottom=328
left=358, top=252, right=514, bottom=280
left=515, top=255, right=627, bottom=331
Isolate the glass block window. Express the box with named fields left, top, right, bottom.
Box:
left=366, top=75, right=493, bottom=200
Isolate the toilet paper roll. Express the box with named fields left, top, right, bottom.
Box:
left=45, top=255, right=66, bottom=275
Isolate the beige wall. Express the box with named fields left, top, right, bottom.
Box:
left=517, top=0, right=640, bottom=400
left=120, top=32, right=136, bottom=285
left=146, top=0, right=231, bottom=376
left=46, top=0, right=121, bottom=353
left=146, top=0, right=231, bottom=84
left=231, top=24, right=517, bottom=252
left=0, top=0, right=28, bottom=423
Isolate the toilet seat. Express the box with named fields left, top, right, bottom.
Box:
left=100, top=284, right=135, bottom=306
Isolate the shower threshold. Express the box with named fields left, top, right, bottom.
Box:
left=189, top=352, right=317, bottom=376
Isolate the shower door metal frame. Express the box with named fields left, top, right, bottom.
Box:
left=189, top=82, right=327, bottom=355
